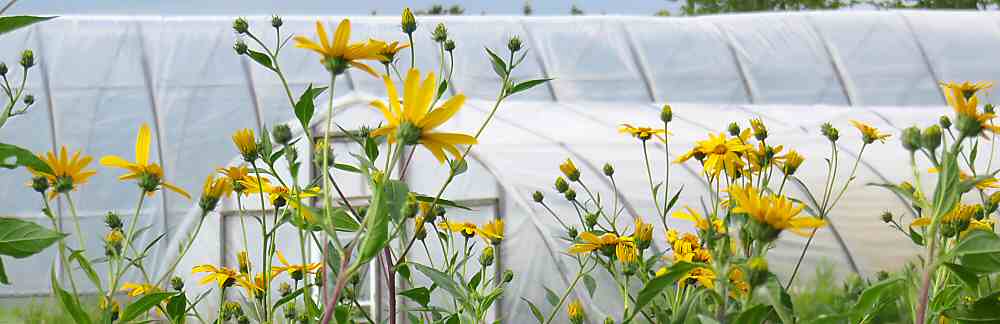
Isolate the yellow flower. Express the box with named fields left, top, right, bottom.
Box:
left=928, top=167, right=1000, bottom=190
left=849, top=120, right=891, bottom=144
left=566, top=299, right=585, bottom=323
left=615, top=236, right=638, bottom=263
left=192, top=264, right=248, bottom=288
left=271, top=250, right=322, bottom=280
left=559, top=158, right=580, bottom=181
left=669, top=232, right=711, bottom=263
left=746, top=142, right=782, bottom=174
left=680, top=267, right=716, bottom=289
left=749, top=118, right=767, bottom=140
left=218, top=165, right=253, bottom=194
left=239, top=178, right=320, bottom=219
left=666, top=229, right=679, bottom=244
left=199, top=174, right=232, bottom=212
left=375, top=40, right=410, bottom=64
left=633, top=218, right=654, bottom=245
left=728, top=185, right=825, bottom=237
left=478, top=219, right=504, bottom=244
left=729, top=268, right=750, bottom=297
left=618, top=123, right=669, bottom=142
left=676, top=132, right=752, bottom=178
left=104, top=229, right=124, bottom=244
left=100, top=124, right=190, bottom=199
left=237, top=250, right=251, bottom=274
left=121, top=282, right=158, bottom=297
left=439, top=221, right=478, bottom=238
left=941, top=81, right=1000, bottom=138
left=569, top=232, right=636, bottom=262
left=293, top=20, right=383, bottom=76
left=231, top=128, right=258, bottom=161
left=369, top=69, right=476, bottom=163
left=672, top=206, right=725, bottom=234
left=240, top=274, right=266, bottom=297
left=780, top=150, right=805, bottom=176
left=29, top=146, right=97, bottom=200
left=962, top=217, right=995, bottom=238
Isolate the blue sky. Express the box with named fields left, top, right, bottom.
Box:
left=8, top=0, right=679, bottom=16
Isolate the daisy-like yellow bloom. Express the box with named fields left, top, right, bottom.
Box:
left=439, top=221, right=479, bottom=239
left=849, top=120, right=891, bottom=144
left=369, top=69, right=476, bottom=163
left=615, top=236, right=638, bottom=263
left=271, top=250, right=322, bottom=280
left=478, top=219, right=504, bottom=245
left=100, top=124, right=190, bottom=199
left=618, top=123, right=669, bottom=142
left=668, top=231, right=711, bottom=263
left=728, top=185, right=825, bottom=237
left=237, top=250, right=251, bottom=274
left=375, top=40, right=410, bottom=64
left=241, top=273, right=266, bottom=297
left=568, top=232, right=637, bottom=262
left=633, top=218, right=654, bottom=249
left=928, top=167, right=1000, bottom=190
left=201, top=174, right=232, bottom=200
left=962, top=217, right=995, bottom=238
left=911, top=204, right=980, bottom=227
left=239, top=178, right=320, bottom=219
left=29, top=146, right=97, bottom=200
left=745, top=142, right=783, bottom=175
left=680, top=266, right=717, bottom=289
left=567, top=299, right=585, bottom=324
left=104, top=229, right=125, bottom=245
left=294, top=20, right=383, bottom=76
left=559, top=158, right=580, bottom=181
left=673, top=206, right=726, bottom=234
left=217, top=165, right=253, bottom=194
left=728, top=268, right=750, bottom=297
left=780, top=149, right=805, bottom=176
left=192, top=264, right=248, bottom=288
left=749, top=118, right=768, bottom=140
left=231, top=128, right=258, bottom=161
left=941, top=81, right=1000, bottom=138
left=120, top=282, right=158, bottom=297
left=676, top=131, right=752, bottom=178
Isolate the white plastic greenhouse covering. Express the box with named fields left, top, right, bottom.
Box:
left=0, top=10, right=998, bottom=322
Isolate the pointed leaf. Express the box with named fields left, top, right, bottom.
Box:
left=521, top=298, right=545, bottom=324
left=0, top=16, right=55, bottom=35
left=246, top=49, right=273, bottom=70
left=294, top=84, right=327, bottom=130
left=51, top=268, right=92, bottom=324
left=509, top=78, right=552, bottom=96
left=0, top=217, right=65, bottom=258
left=0, top=142, right=50, bottom=173
left=399, top=287, right=430, bottom=307
left=484, top=47, right=507, bottom=78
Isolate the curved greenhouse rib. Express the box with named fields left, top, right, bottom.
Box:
left=239, top=55, right=265, bottom=132
left=620, top=22, right=657, bottom=102
left=708, top=20, right=756, bottom=104
left=136, top=21, right=171, bottom=233
left=898, top=12, right=946, bottom=105
left=519, top=19, right=558, bottom=101
left=806, top=14, right=856, bottom=106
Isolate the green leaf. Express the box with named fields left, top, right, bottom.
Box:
left=0, top=257, right=7, bottom=284
left=629, top=262, right=705, bottom=322
left=364, top=136, right=379, bottom=162
left=850, top=278, right=902, bottom=315
left=521, top=298, right=545, bottom=324
left=165, top=294, right=187, bottom=324
left=412, top=263, right=469, bottom=302
left=293, top=84, right=327, bottom=130
left=0, top=217, right=65, bottom=258
left=0, top=16, right=55, bottom=36
left=436, top=80, right=449, bottom=99
left=762, top=276, right=794, bottom=324
left=413, top=194, right=472, bottom=210
left=399, top=287, right=431, bottom=307
left=509, top=78, right=552, bottom=96
left=271, top=288, right=304, bottom=313
left=69, top=249, right=102, bottom=289
left=959, top=251, right=1000, bottom=273
left=321, top=207, right=360, bottom=233
left=484, top=47, right=507, bottom=78
left=119, top=292, right=177, bottom=322
left=665, top=186, right=684, bottom=211
left=943, top=262, right=980, bottom=289
left=51, top=268, right=92, bottom=324
left=953, top=230, right=1000, bottom=255
left=543, top=286, right=559, bottom=306
left=697, top=314, right=721, bottom=324
left=355, top=180, right=408, bottom=266
left=0, top=142, right=50, bottom=173
left=734, top=304, right=775, bottom=324
left=333, top=163, right=361, bottom=173
left=942, top=291, right=1000, bottom=322
left=932, top=150, right=961, bottom=219
left=583, top=274, right=597, bottom=297
left=245, top=49, right=274, bottom=70
left=908, top=227, right=925, bottom=246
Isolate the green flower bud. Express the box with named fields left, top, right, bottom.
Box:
left=432, top=23, right=448, bottom=43
left=19, top=50, right=33, bottom=69
left=503, top=269, right=514, bottom=283
left=279, top=282, right=292, bottom=296
left=940, top=116, right=952, bottom=129
left=584, top=212, right=598, bottom=228
left=170, top=276, right=184, bottom=291
left=444, top=39, right=456, bottom=52
left=901, top=126, right=922, bottom=152
left=532, top=191, right=544, bottom=203
left=986, top=104, right=996, bottom=114
left=922, top=125, right=942, bottom=150
left=31, top=176, right=48, bottom=193
left=222, top=301, right=243, bottom=321
left=0, top=63, right=8, bottom=75
left=956, top=114, right=983, bottom=139
left=567, top=227, right=578, bottom=239
left=660, top=104, right=672, bottom=123
left=602, top=163, right=614, bottom=177
left=880, top=211, right=893, bottom=223
left=232, top=17, right=249, bottom=34
left=555, top=177, right=569, bottom=193
left=22, top=94, right=34, bottom=106
left=271, top=15, right=283, bottom=28
left=479, top=246, right=495, bottom=267
left=604, top=317, right=615, bottom=324
left=899, top=181, right=915, bottom=194
left=315, top=271, right=324, bottom=287
left=821, top=122, right=839, bottom=142
left=53, top=175, right=73, bottom=194
left=104, top=212, right=123, bottom=230
left=876, top=270, right=890, bottom=281
left=564, top=188, right=577, bottom=201
left=401, top=8, right=417, bottom=34
left=234, top=40, right=249, bottom=55
left=727, top=122, right=740, bottom=136
left=272, top=124, right=293, bottom=145
left=507, top=36, right=522, bottom=53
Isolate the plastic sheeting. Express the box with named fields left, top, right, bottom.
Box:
left=0, top=11, right=996, bottom=322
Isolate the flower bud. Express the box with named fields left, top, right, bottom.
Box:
left=922, top=125, right=942, bottom=150
left=237, top=251, right=251, bottom=274
left=479, top=246, right=495, bottom=267
left=0, top=63, right=8, bottom=75
left=567, top=227, right=578, bottom=239
left=502, top=269, right=514, bottom=283
left=284, top=304, right=298, bottom=320
left=564, top=188, right=577, bottom=201
left=559, top=159, right=580, bottom=182
left=432, top=23, right=448, bottom=43
left=821, top=122, right=839, bottom=142
left=940, top=116, right=952, bottom=129
left=727, top=122, right=740, bottom=137
left=584, top=213, right=598, bottom=228
left=401, top=8, right=417, bottom=34
left=602, top=163, right=614, bottom=177
left=279, top=282, right=292, bottom=296
left=31, top=176, right=48, bottom=193
left=899, top=181, right=915, bottom=194
left=507, top=36, right=522, bottom=53
left=555, top=177, right=569, bottom=193
left=237, top=316, right=249, bottom=324
left=19, top=50, right=33, bottom=69
left=532, top=191, right=544, bottom=203
left=22, top=94, right=34, bottom=106
left=880, top=211, right=893, bottom=223
left=271, top=15, right=283, bottom=28
left=170, top=276, right=184, bottom=291
left=272, top=124, right=293, bottom=145
left=444, top=39, right=456, bottom=52
left=104, top=212, right=123, bottom=230
left=314, top=271, right=324, bottom=287
left=232, top=18, right=249, bottom=34
left=957, top=114, right=983, bottom=139
left=750, top=118, right=767, bottom=141
left=901, top=126, right=922, bottom=152
left=990, top=191, right=1000, bottom=206
left=986, top=104, right=996, bottom=114
left=234, top=40, right=249, bottom=55
left=876, top=270, right=890, bottom=281
left=660, top=104, right=672, bottom=123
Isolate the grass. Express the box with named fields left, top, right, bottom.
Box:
left=0, top=296, right=100, bottom=324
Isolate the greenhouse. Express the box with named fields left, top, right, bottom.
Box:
left=1, top=8, right=999, bottom=324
